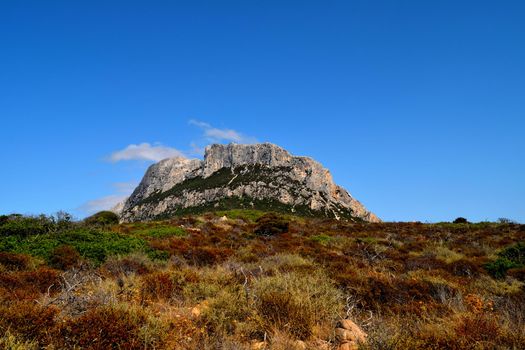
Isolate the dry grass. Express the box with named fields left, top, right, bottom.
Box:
left=0, top=214, right=523, bottom=349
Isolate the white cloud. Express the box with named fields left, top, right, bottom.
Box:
left=108, top=120, right=257, bottom=164
left=189, top=119, right=257, bottom=144
left=78, top=181, right=138, bottom=215
left=79, top=194, right=129, bottom=215
left=109, top=143, right=185, bottom=162
left=112, top=181, right=138, bottom=194
left=85, top=120, right=258, bottom=216
left=188, top=142, right=205, bottom=157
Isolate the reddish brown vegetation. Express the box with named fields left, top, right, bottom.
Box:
left=49, top=244, right=81, bottom=270
left=0, top=302, right=58, bottom=342
left=0, top=252, right=31, bottom=270
left=53, top=306, right=150, bottom=349
left=0, top=267, right=60, bottom=300
left=0, top=215, right=523, bottom=349
left=140, top=271, right=176, bottom=301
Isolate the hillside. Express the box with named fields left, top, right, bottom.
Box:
left=0, top=211, right=524, bottom=349
left=118, top=143, right=380, bottom=223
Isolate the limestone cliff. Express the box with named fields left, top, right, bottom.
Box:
left=119, top=143, right=380, bottom=223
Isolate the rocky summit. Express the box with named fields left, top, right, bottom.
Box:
left=118, top=143, right=380, bottom=223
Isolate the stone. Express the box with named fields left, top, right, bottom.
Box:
left=119, top=143, right=380, bottom=223
left=338, top=342, right=359, bottom=350
left=311, top=340, right=331, bottom=350
left=335, top=318, right=367, bottom=350
left=293, top=340, right=306, bottom=350
left=190, top=300, right=209, bottom=318
left=250, top=341, right=266, bottom=350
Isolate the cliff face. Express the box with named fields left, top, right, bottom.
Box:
left=119, top=143, right=380, bottom=223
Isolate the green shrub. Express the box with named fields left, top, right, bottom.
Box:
left=311, top=234, right=332, bottom=246
left=453, top=217, right=468, bottom=224
left=84, top=211, right=119, bottom=226
left=498, top=242, right=525, bottom=265
left=254, top=213, right=289, bottom=236
left=485, top=242, right=525, bottom=278
left=0, top=228, right=153, bottom=265
left=0, top=215, right=9, bottom=226
left=135, top=226, right=187, bottom=239
left=0, top=215, right=54, bottom=237
left=203, top=287, right=256, bottom=336
left=215, top=209, right=267, bottom=222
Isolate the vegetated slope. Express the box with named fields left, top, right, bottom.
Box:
left=119, top=143, right=380, bottom=223
left=0, top=211, right=524, bottom=349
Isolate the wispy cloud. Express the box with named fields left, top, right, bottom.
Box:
left=189, top=119, right=257, bottom=144
left=112, top=181, right=138, bottom=194
left=78, top=181, right=137, bottom=215
left=79, top=194, right=129, bottom=215
left=84, top=120, right=258, bottom=216
left=109, top=143, right=185, bottom=162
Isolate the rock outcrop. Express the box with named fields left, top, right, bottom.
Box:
left=335, top=319, right=367, bottom=350
left=119, top=143, right=379, bottom=223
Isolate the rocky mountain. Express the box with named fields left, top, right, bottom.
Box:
left=118, top=143, right=380, bottom=223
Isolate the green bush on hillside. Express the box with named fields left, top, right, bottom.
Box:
left=84, top=211, right=119, bottom=226
left=253, top=213, right=289, bottom=236
left=453, top=217, right=469, bottom=224
left=485, top=242, right=525, bottom=278
left=0, top=227, right=156, bottom=265
left=0, top=215, right=54, bottom=237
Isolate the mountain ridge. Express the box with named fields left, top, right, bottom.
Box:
left=118, top=143, right=380, bottom=223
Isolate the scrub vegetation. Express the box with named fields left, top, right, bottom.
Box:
left=0, top=211, right=523, bottom=349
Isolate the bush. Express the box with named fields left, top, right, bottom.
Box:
left=0, top=252, right=31, bottom=270
left=498, top=217, right=516, bottom=224
left=203, top=287, right=256, bottom=336
left=135, top=225, right=187, bottom=238
left=0, top=302, right=58, bottom=342
left=0, top=267, right=61, bottom=300
left=455, top=314, right=501, bottom=344
left=0, top=228, right=150, bottom=265
left=0, top=330, right=38, bottom=349
left=84, top=211, right=120, bottom=226
left=52, top=305, right=164, bottom=349
left=498, top=242, right=525, bottom=265
left=185, top=247, right=234, bottom=266
left=507, top=267, right=525, bottom=281
left=485, top=258, right=520, bottom=278
left=49, top=245, right=81, bottom=270
left=453, top=217, right=468, bottom=224
left=448, top=259, right=482, bottom=277
left=253, top=271, right=342, bottom=339
left=0, top=215, right=9, bottom=226
left=254, top=213, right=289, bottom=236
left=0, top=215, right=54, bottom=237
left=101, top=253, right=152, bottom=278
left=485, top=242, right=525, bottom=278
left=140, top=271, right=176, bottom=301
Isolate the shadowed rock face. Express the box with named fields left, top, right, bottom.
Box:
left=118, top=143, right=380, bottom=223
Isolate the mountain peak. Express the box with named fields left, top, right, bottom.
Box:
left=119, top=143, right=379, bottom=223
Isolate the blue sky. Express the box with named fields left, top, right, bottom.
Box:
left=1, top=1, right=524, bottom=222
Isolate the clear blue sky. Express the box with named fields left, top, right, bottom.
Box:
left=1, top=1, right=524, bottom=222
